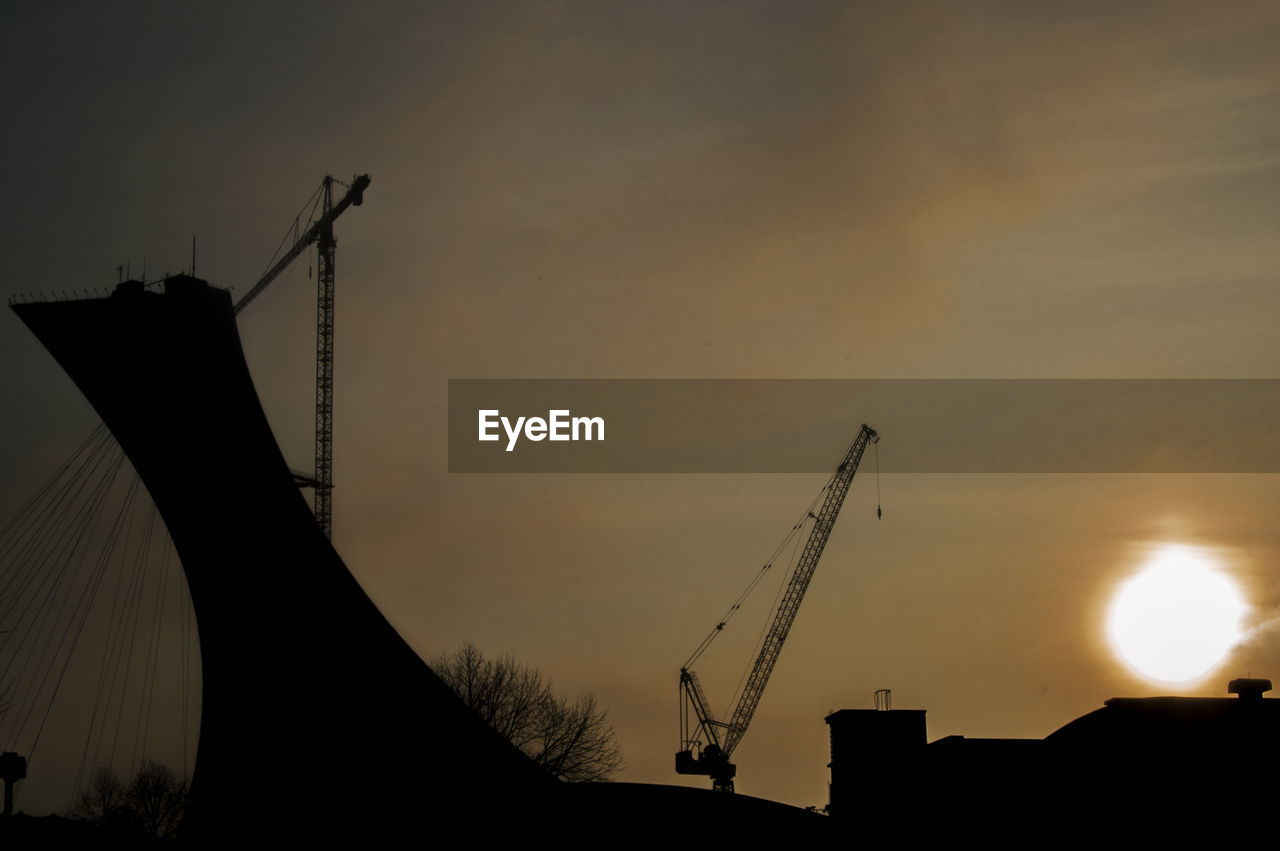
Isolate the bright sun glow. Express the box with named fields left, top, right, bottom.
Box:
left=1108, top=546, right=1246, bottom=684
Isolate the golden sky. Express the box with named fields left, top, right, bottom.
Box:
left=3, top=0, right=1280, bottom=810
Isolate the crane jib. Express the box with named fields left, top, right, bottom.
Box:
left=677, top=424, right=878, bottom=792
left=233, top=174, right=372, bottom=316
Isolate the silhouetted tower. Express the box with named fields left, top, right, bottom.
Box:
left=0, top=752, right=26, bottom=817
left=233, top=173, right=370, bottom=540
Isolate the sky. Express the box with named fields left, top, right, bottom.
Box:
left=2, top=0, right=1280, bottom=811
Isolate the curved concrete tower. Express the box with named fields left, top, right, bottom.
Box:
left=13, top=277, right=553, bottom=838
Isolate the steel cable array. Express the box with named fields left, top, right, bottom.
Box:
left=0, top=426, right=198, bottom=811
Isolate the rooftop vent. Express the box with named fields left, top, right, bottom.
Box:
left=1228, top=678, right=1272, bottom=703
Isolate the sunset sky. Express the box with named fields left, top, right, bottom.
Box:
left=2, top=1, right=1280, bottom=811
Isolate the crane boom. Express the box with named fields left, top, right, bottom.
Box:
left=677, top=423, right=879, bottom=792
left=233, top=173, right=370, bottom=540
left=233, top=174, right=370, bottom=315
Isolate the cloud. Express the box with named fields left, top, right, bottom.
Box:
left=371, top=1, right=1280, bottom=380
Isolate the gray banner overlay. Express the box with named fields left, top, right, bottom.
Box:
left=448, top=379, right=1280, bottom=473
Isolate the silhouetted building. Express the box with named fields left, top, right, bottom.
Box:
left=827, top=679, right=1278, bottom=841
left=825, top=707, right=926, bottom=819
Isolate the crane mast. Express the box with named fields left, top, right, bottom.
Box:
left=313, top=179, right=337, bottom=540
left=234, top=174, right=370, bottom=540
left=677, top=423, right=879, bottom=792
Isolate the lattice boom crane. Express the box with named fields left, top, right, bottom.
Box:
left=234, top=174, right=370, bottom=540
left=677, top=423, right=879, bottom=792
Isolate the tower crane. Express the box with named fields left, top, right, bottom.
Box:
left=234, top=173, right=371, bottom=540
left=676, top=423, right=879, bottom=793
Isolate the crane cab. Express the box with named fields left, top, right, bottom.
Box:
left=676, top=744, right=736, bottom=792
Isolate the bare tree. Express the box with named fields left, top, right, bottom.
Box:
left=536, top=692, right=626, bottom=783
left=433, top=641, right=624, bottom=782
left=70, top=762, right=186, bottom=838
left=70, top=767, right=130, bottom=831
left=127, top=761, right=186, bottom=839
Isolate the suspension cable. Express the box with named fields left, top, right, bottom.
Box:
left=682, top=467, right=841, bottom=671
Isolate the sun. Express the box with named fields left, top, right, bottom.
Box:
left=1107, top=545, right=1246, bottom=684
